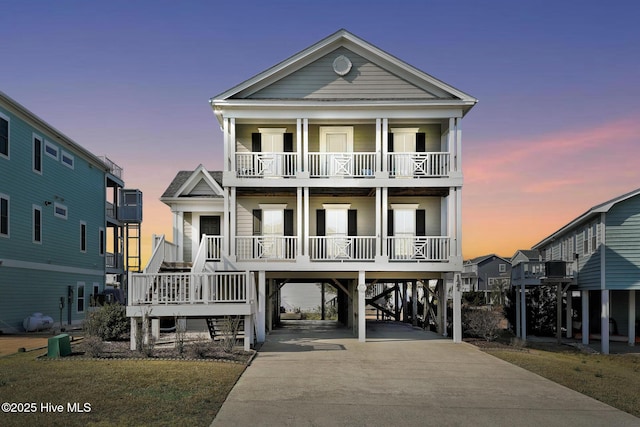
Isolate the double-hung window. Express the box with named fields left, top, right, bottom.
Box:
left=0, top=113, right=8, bottom=158
left=33, top=134, right=42, bottom=174
left=0, top=194, right=9, bottom=237
left=33, top=205, right=42, bottom=243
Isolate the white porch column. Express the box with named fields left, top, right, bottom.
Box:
left=130, top=318, right=138, bottom=350
left=296, top=118, right=302, bottom=174
left=358, top=271, right=366, bottom=342
left=628, top=290, right=636, bottom=346
left=230, top=118, right=236, bottom=174
left=382, top=187, right=388, bottom=258
left=453, top=273, right=462, bottom=343
left=582, top=290, right=590, bottom=345
left=375, top=118, right=381, bottom=173
left=174, top=211, right=184, bottom=262
left=303, top=118, right=309, bottom=173
left=521, top=284, right=527, bottom=340
left=303, top=186, right=309, bottom=256
left=441, top=280, right=448, bottom=337
left=257, top=271, right=266, bottom=343
left=448, top=189, right=456, bottom=259
left=375, top=187, right=381, bottom=257
left=455, top=118, right=462, bottom=173
left=297, top=187, right=303, bottom=257
left=566, top=290, right=573, bottom=338
left=601, top=289, right=610, bottom=354
left=223, top=188, right=230, bottom=256
left=223, top=117, right=229, bottom=172
left=230, top=187, right=236, bottom=259
left=447, top=118, right=455, bottom=174
left=151, top=319, right=160, bottom=341
left=455, top=188, right=462, bottom=258
left=381, top=118, right=388, bottom=172
left=515, top=285, right=521, bottom=338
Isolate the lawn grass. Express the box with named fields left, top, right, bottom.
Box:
left=0, top=350, right=245, bottom=426
left=484, top=345, right=640, bottom=417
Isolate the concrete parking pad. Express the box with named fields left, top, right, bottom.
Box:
left=212, top=320, right=638, bottom=427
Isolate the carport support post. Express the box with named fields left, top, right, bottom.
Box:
left=629, top=290, right=636, bottom=346
left=130, top=318, right=138, bottom=351
left=515, top=285, right=521, bottom=338
left=257, top=271, right=266, bottom=343
left=358, top=271, right=366, bottom=342
left=581, top=290, right=589, bottom=345
left=520, top=284, right=526, bottom=340
left=556, top=284, right=562, bottom=344
left=412, top=281, right=418, bottom=327
left=453, top=273, right=462, bottom=343
left=566, top=290, right=573, bottom=338
left=601, top=289, right=610, bottom=355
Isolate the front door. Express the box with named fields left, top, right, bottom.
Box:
left=320, top=126, right=354, bottom=176
left=392, top=131, right=417, bottom=177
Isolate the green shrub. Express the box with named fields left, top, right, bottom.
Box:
left=84, top=304, right=129, bottom=341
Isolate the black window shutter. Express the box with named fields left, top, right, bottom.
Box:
left=283, top=133, right=293, bottom=152
left=252, top=133, right=261, bottom=152
left=316, top=209, right=326, bottom=236
left=416, top=209, right=426, bottom=236
left=252, top=209, right=262, bottom=235
left=416, top=133, right=426, bottom=152
left=387, top=133, right=394, bottom=152
left=348, top=210, right=357, bottom=236
left=387, top=210, right=394, bottom=237
left=284, top=209, right=294, bottom=236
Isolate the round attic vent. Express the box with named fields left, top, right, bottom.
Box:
left=332, top=55, right=352, bottom=76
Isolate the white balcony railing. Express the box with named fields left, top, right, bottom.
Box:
left=236, top=236, right=297, bottom=261
left=388, top=237, right=450, bottom=261
left=128, top=271, right=249, bottom=305
left=309, top=152, right=376, bottom=178
left=309, top=236, right=376, bottom=261
left=388, top=152, right=450, bottom=177
left=236, top=153, right=296, bottom=178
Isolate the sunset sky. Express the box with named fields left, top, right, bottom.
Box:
left=2, top=1, right=639, bottom=263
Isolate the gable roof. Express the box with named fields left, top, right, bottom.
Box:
left=532, top=187, right=640, bottom=249
left=465, top=254, right=510, bottom=265
left=510, top=249, right=541, bottom=262
left=160, top=165, right=224, bottom=200
left=210, top=29, right=477, bottom=111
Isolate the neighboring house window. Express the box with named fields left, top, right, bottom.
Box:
left=99, top=228, right=105, bottom=256
left=54, top=203, right=68, bottom=219
left=77, top=283, right=85, bottom=313
left=1, top=194, right=9, bottom=237
left=583, top=228, right=589, bottom=255
left=91, top=283, right=100, bottom=307
left=33, top=134, right=42, bottom=173
left=80, top=221, right=87, bottom=252
left=499, top=263, right=506, bottom=273
left=0, top=113, right=8, bottom=158
left=33, top=205, right=42, bottom=243
left=591, top=223, right=597, bottom=252
left=44, top=140, right=59, bottom=160
left=61, top=150, right=74, bottom=169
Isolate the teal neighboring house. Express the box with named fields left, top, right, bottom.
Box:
left=0, top=91, right=140, bottom=333
left=530, top=188, right=640, bottom=354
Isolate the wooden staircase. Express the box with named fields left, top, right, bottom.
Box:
left=205, top=316, right=248, bottom=344
left=159, top=261, right=192, bottom=272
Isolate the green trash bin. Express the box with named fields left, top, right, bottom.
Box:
left=48, top=334, right=72, bottom=358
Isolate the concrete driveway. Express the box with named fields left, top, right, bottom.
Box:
left=212, top=320, right=638, bottom=427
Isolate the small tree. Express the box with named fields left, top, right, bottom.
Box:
left=217, top=315, right=242, bottom=353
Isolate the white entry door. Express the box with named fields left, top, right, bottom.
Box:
left=326, top=208, right=349, bottom=259
left=259, top=129, right=284, bottom=177
left=320, top=127, right=353, bottom=176
left=394, top=208, right=416, bottom=258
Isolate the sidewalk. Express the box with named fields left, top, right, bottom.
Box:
left=212, top=320, right=638, bottom=427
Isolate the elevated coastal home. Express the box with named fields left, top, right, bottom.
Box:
left=0, top=91, right=141, bottom=332
left=521, top=190, right=640, bottom=354
left=127, top=29, right=477, bottom=348
left=462, top=254, right=511, bottom=303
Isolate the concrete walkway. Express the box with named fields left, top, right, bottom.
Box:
left=212, top=320, right=638, bottom=427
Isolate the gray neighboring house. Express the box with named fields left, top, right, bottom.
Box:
left=462, top=254, right=511, bottom=302
left=521, top=188, right=640, bottom=354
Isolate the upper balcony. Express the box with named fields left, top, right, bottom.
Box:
left=233, top=151, right=451, bottom=179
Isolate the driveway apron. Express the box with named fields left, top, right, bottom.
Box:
left=212, top=321, right=638, bottom=426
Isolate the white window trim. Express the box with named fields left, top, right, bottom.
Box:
left=61, top=150, right=74, bottom=169
left=77, top=282, right=86, bottom=314
left=44, top=140, right=59, bottom=160
left=499, top=263, right=506, bottom=273
left=54, top=202, right=68, bottom=219
left=0, top=111, right=9, bottom=160
left=32, top=133, right=43, bottom=174
left=80, top=221, right=87, bottom=253
left=0, top=193, right=9, bottom=238
left=33, top=204, right=42, bottom=244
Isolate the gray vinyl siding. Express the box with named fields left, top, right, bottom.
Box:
left=246, top=47, right=443, bottom=100
left=605, top=196, right=640, bottom=290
